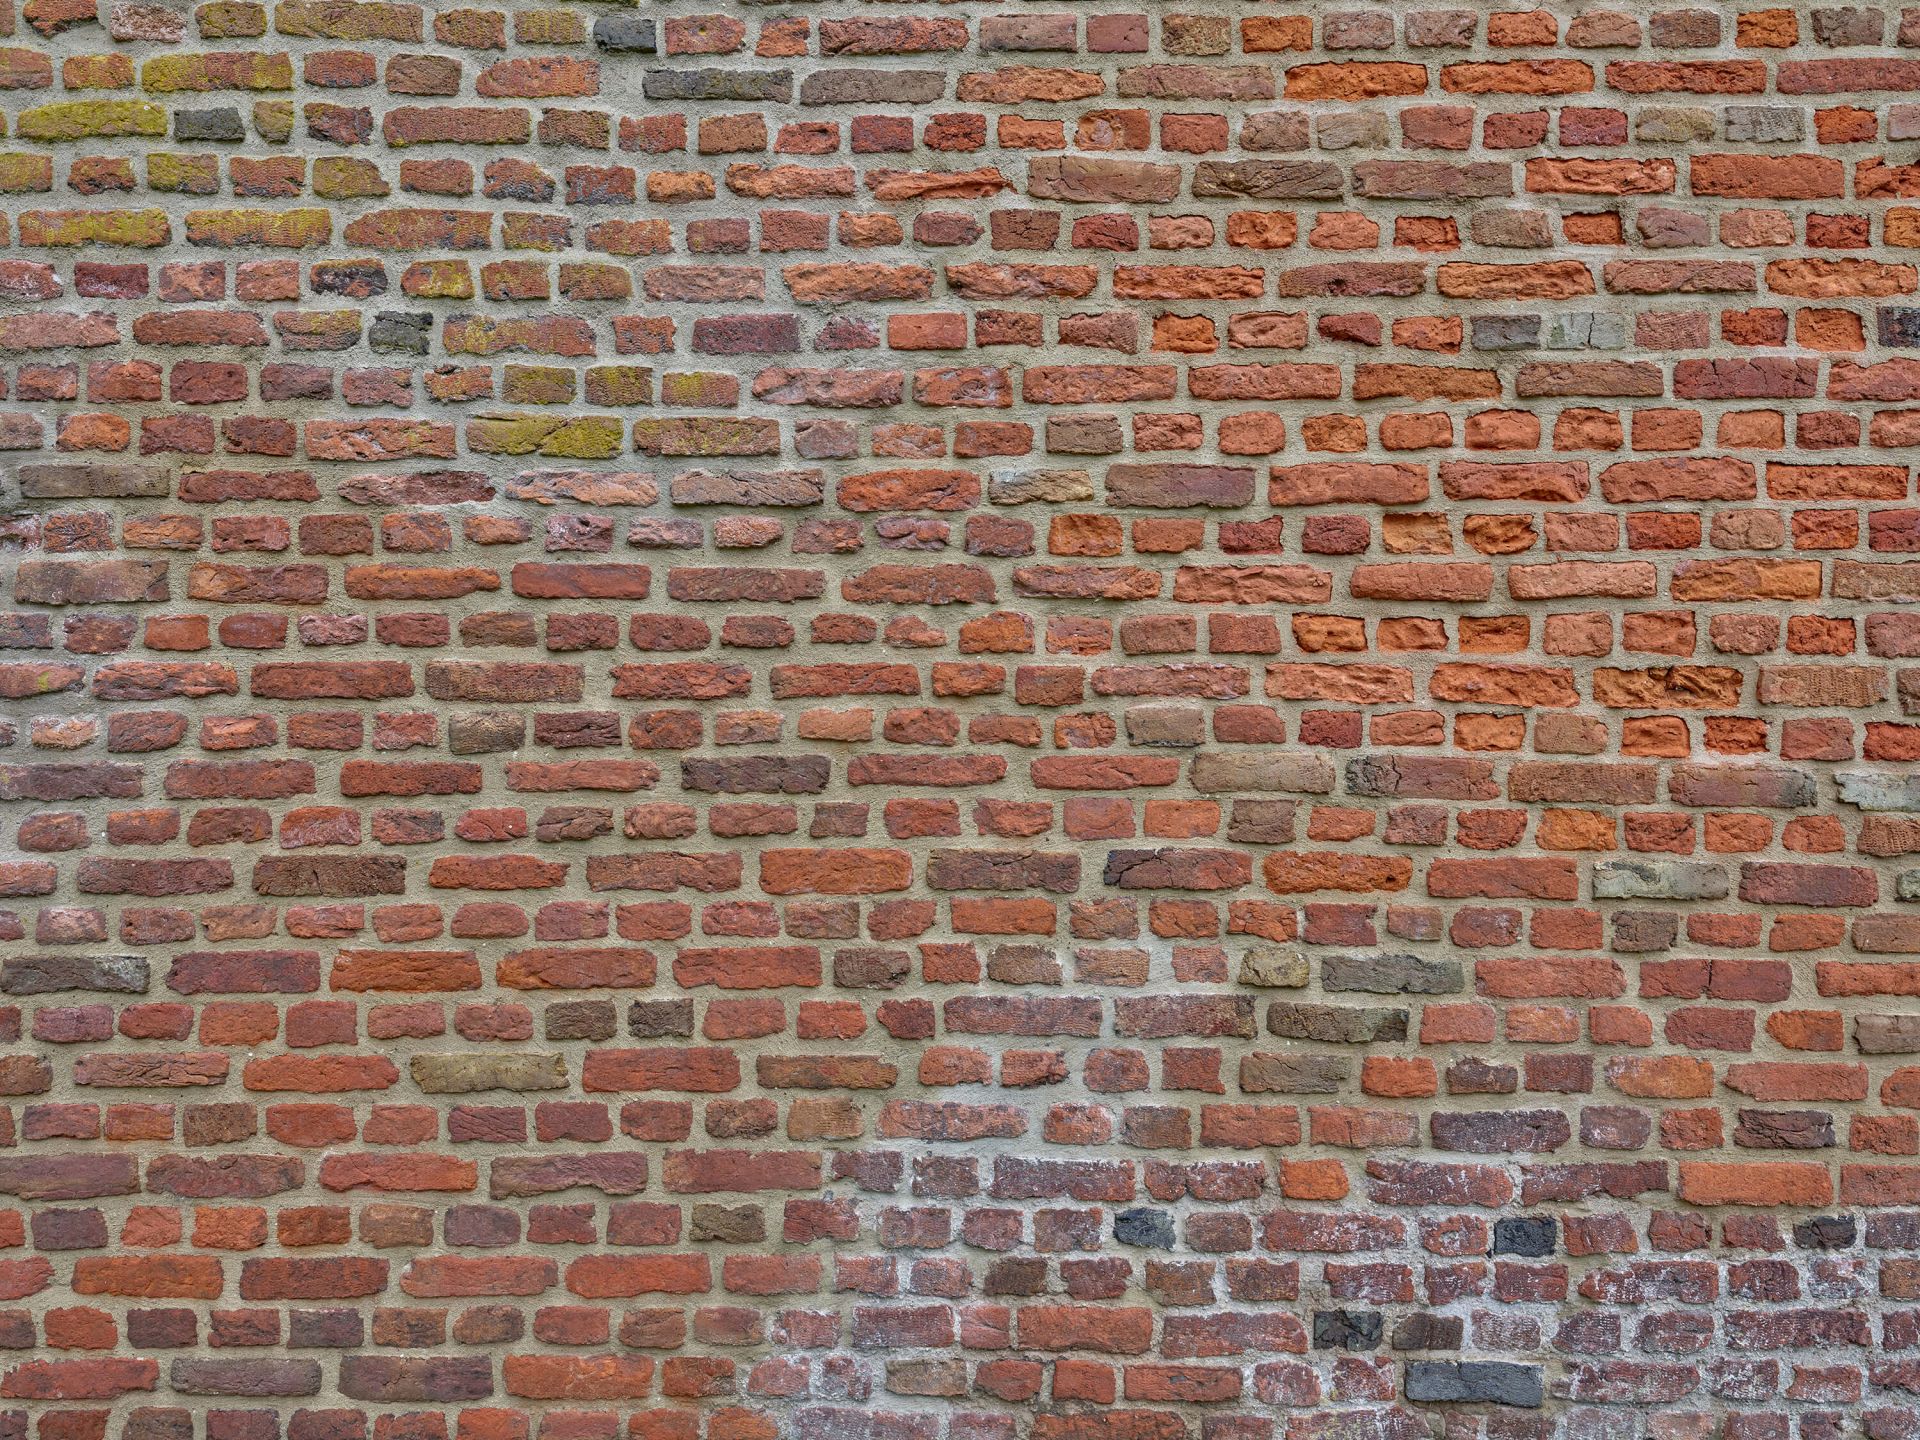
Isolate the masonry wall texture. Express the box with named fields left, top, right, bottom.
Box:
left=14, top=0, right=1920, bottom=1436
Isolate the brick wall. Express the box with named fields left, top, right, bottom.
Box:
left=3, top=0, right=1920, bottom=1434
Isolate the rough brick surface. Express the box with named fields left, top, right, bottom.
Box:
left=10, top=0, right=1920, bottom=1436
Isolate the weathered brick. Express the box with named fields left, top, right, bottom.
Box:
left=0, top=6, right=1907, bottom=1428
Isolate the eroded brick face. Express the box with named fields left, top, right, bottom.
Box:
left=7, top=0, right=1920, bottom=1434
